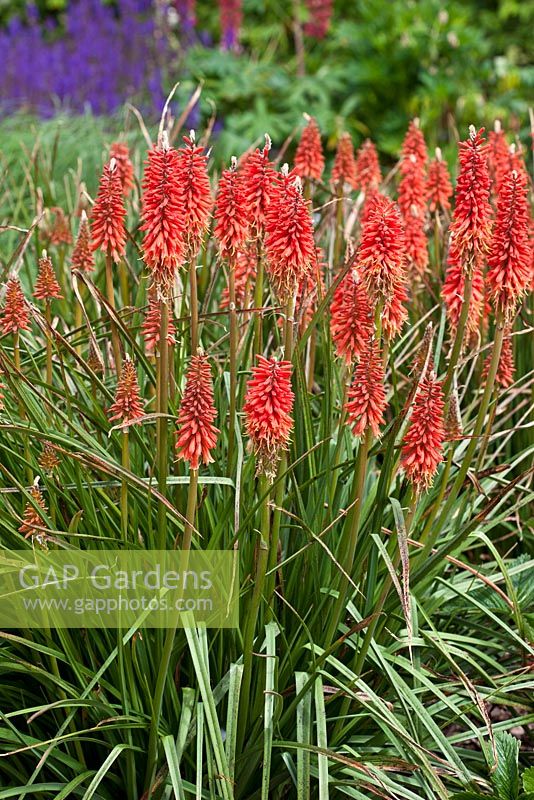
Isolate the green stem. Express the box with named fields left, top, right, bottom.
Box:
left=227, top=264, right=238, bottom=475
left=45, top=301, right=53, bottom=386
left=253, top=241, right=264, bottom=357
left=189, top=260, right=199, bottom=355
left=442, top=272, right=473, bottom=398
left=156, top=299, right=169, bottom=550
left=105, top=251, right=122, bottom=377
left=121, top=430, right=130, bottom=543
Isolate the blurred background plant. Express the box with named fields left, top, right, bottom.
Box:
left=0, top=0, right=532, bottom=164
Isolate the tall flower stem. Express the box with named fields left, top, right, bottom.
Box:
left=419, top=316, right=505, bottom=560
left=238, top=473, right=270, bottom=752
left=189, top=260, right=199, bottom=354
left=443, top=271, right=473, bottom=398
left=119, top=258, right=130, bottom=307
left=45, top=300, right=53, bottom=386
left=253, top=242, right=264, bottom=356
left=120, top=430, right=130, bottom=542
left=145, top=468, right=197, bottom=796
left=333, top=185, right=344, bottom=267
left=156, top=299, right=170, bottom=550
left=227, top=264, right=238, bottom=474
left=105, top=251, right=122, bottom=377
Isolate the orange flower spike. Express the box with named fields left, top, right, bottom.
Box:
left=442, top=254, right=485, bottom=336
left=345, top=337, right=387, bottom=438
left=330, top=270, right=373, bottom=364
left=141, top=132, right=185, bottom=289
left=398, top=120, right=428, bottom=277
left=382, top=277, right=409, bottom=340
left=110, top=141, right=135, bottom=196
left=34, top=252, right=63, bottom=301
left=331, top=132, right=357, bottom=190
left=294, top=116, right=325, bottom=181
left=243, top=356, right=294, bottom=480
left=242, top=133, right=275, bottom=237
left=214, top=157, right=249, bottom=262
left=177, top=130, right=213, bottom=259
left=1, top=277, right=30, bottom=335
left=486, top=168, right=532, bottom=321
left=427, top=148, right=453, bottom=214
left=108, top=355, right=145, bottom=427
left=48, top=207, right=72, bottom=246
left=401, top=372, right=446, bottom=491
left=354, top=139, right=381, bottom=193
left=488, top=120, right=510, bottom=197
left=91, top=158, right=127, bottom=263
left=448, top=126, right=492, bottom=271
left=175, top=353, right=219, bottom=470
left=357, top=193, right=407, bottom=304
left=71, top=211, right=95, bottom=272
left=19, top=481, right=48, bottom=538
left=141, top=290, right=176, bottom=354
left=264, top=170, right=315, bottom=305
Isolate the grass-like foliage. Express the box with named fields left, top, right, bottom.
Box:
left=0, top=107, right=532, bottom=799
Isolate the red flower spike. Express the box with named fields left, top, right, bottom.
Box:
left=345, top=337, right=387, bottom=438
left=427, top=148, right=453, bottom=213
left=486, top=168, right=532, bottom=320
left=482, top=330, right=515, bottom=389
left=34, top=252, right=63, bottom=301
left=177, top=131, right=213, bottom=259
left=488, top=121, right=510, bottom=198
left=110, top=142, right=135, bottom=196
left=398, top=121, right=428, bottom=277
left=265, top=172, right=315, bottom=305
left=354, top=139, right=381, bottom=193
left=141, top=134, right=185, bottom=289
left=295, top=247, right=326, bottom=328
left=48, top=207, right=72, bottom=246
left=294, top=117, right=325, bottom=181
left=141, top=290, right=176, bottom=354
left=357, top=193, right=407, bottom=304
left=214, top=157, right=249, bottom=262
left=401, top=119, right=428, bottom=170
left=220, top=244, right=257, bottom=313
left=448, top=126, right=492, bottom=272
left=401, top=372, right=446, bottom=491
left=243, top=356, right=294, bottom=480
left=175, top=353, right=219, bottom=470
left=330, top=270, right=373, bottom=364
left=71, top=211, right=95, bottom=272
left=19, top=482, right=48, bottom=538
left=442, top=252, right=485, bottom=336
left=1, top=277, right=30, bottom=335
left=91, top=159, right=127, bottom=263
left=108, top=355, right=145, bottom=427
left=242, top=134, right=275, bottom=237
left=331, top=132, right=357, bottom=190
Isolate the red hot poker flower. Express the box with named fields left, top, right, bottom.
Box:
left=265, top=173, right=315, bottom=304
left=398, top=121, right=428, bottom=277
left=34, top=252, right=62, bottom=301
left=294, top=117, right=325, bottom=181
left=175, top=353, right=219, bottom=470
left=401, top=372, right=445, bottom=491
left=427, top=148, right=453, bottom=213
left=220, top=244, right=257, bottom=314
left=304, top=0, right=333, bottom=38
left=141, top=135, right=185, bottom=289
left=330, top=270, right=373, bottom=364
left=19, top=482, right=48, bottom=538
left=486, top=168, right=532, bottom=321
left=243, top=356, right=294, bottom=480
left=448, top=126, right=492, bottom=272
left=382, top=277, right=409, bottom=340
left=357, top=193, right=406, bottom=304
left=214, top=157, right=249, bottom=262
left=488, top=121, right=510, bottom=198
left=71, top=211, right=95, bottom=272
left=141, top=290, right=176, bottom=354
left=401, top=119, right=428, bottom=170
left=242, top=134, right=275, bottom=237
left=354, top=139, right=381, bottom=193
left=177, top=131, right=213, bottom=259
left=331, top=132, right=357, bottom=190
left=110, top=142, right=135, bottom=196
left=345, top=337, right=387, bottom=438
left=108, top=355, right=145, bottom=427
left=91, top=159, right=126, bottom=263
left=1, top=277, right=30, bottom=335
left=48, top=207, right=72, bottom=246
